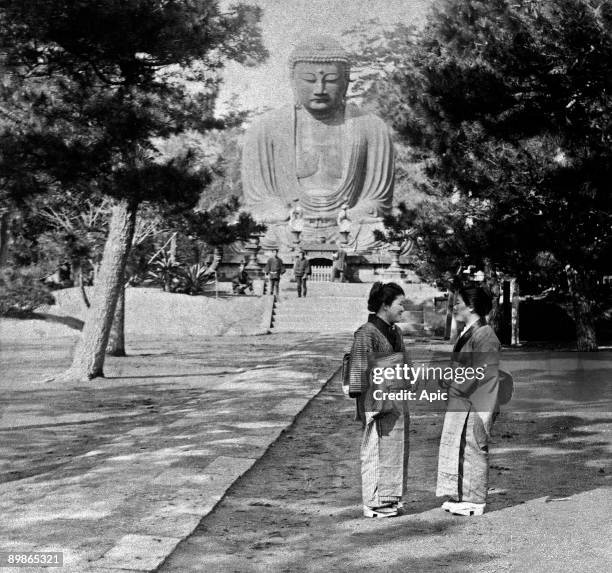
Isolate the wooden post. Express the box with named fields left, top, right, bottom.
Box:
left=510, top=278, right=520, bottom=346
left=0, top=210, right=10, bottom=267
left=444, top=291, right=455, bottom=341
left=501, top=280, right=512, bottom=345
left=169, top=233, right=177, bottom=263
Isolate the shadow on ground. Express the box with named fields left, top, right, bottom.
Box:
left=0, top=333, right=349, bottom=486
left=160, top=358, right=612, bottom=573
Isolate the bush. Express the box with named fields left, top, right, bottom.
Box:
left=144, top=251, right=182, bottom=292
left=0, top=266, right=54, bottom=317
left=174, top=263, right=215, bottom=295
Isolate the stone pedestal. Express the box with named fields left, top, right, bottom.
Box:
left=382, top=245, right=404, bottom=279
left=290, top=229, right=302, bottom=250
left=244, top=241, right=264, bottom=279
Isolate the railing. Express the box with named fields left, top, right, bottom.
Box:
left=310, top=265, right=333, bottom=282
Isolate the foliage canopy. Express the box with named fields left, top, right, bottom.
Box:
left=377, top=0, right=612, bottom=288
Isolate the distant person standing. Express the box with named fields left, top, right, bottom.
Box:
left=264, top=249, right=284, bottom=297
left=293, top=251, right=311, bottom=298
left=332, top=246, right=347, bottom=282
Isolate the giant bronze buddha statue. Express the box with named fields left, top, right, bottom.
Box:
left=241, top=35, right=394, bottom=251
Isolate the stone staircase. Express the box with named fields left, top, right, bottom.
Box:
left=270, top=282, right=434, bottom=334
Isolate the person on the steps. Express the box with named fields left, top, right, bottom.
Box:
left=293, top=250, right=311, bottom=298
left=263, top=249, right=285, bottom=297
left=348, top=282, right=411, bottom=518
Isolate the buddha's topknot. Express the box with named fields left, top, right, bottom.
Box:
left=288, top=35, right=351, bottom=81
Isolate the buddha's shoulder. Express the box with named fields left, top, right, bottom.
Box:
left=346, top=106, right=391, bottom=135
left=250, top=105, right=294, bottom=130
left=346, top=105, right=387, bottom=124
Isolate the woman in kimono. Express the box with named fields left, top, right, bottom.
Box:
left=348, top=282, right=411, bottom=518
left=436, top=286, right=501, bottom=516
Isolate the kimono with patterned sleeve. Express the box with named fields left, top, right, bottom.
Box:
left=348, top=316, right=412, bottom=508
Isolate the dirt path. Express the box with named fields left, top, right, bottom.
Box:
left=160, top=367, right=612, bottom=573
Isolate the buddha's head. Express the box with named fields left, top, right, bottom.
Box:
left=288, top=36, right=350, bottom=117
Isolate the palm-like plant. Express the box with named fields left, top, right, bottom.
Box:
left=145, top=250, right=182, bottom=292
left=175, top=263, right=215, bottom=295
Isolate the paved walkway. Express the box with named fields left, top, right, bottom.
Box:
left=2, top=331, right=611, bottom=572
left=0, top=333, right=351, bottom=572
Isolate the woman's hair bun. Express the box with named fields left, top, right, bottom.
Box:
left=367, top=282, right=384, bottom=312
left=367, top=281, right=405, bottom=313
left=458, top=285, right=493, bottom=318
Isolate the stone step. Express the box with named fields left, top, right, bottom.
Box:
left=272, top=314, right=425, bottom=325
left=271, top=298, right=426, bottom=333
left=273, top=307, right=424, bottom=320
left=276, top=281, right=443, bottom=304
left=275, top=301, right=423, bottom=315
left=274, top=297, right=422, bottom=311
left=271, top=321, right=427, bottom=334
left=270, top=287, right=428, bottom=333
left=272, top=315, right=425, bottom=328
left=242, top=280, right=443, bottom=308
left=272, top=318, right=367, bottom=328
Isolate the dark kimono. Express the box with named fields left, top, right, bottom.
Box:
left=436, top=320, right=501, bottom=504
left=349, top=315, right=412, bottom=508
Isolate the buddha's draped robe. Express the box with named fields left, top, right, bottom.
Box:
left=242, top=105, right=394, bottom=240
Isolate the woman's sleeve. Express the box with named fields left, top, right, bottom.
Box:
left=348, top=328, right=370, bottom=397
left=472, top=328, right=501, bottom=385
left=449, top=328, right=500, bottom=397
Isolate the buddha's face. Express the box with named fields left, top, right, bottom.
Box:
left=292, top=61, right=348, bottom=115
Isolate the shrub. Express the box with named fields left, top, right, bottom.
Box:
left=0, top=266, right=54, bottom=317
left=175, top=263, right=215, bottom=295
left=144, top=250, right=182, bottom=292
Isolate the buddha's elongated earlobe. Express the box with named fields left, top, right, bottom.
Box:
left=290, top=80, right=301, bottom=109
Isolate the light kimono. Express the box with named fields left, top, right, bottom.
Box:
left=436, top=320, right=501, bottom=504
left=348, top=317, right=412, bottom=508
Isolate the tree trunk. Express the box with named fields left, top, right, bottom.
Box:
left=444, top=291, right=455, bottom=340
left=0, top=211, right=10, bottom=267
left=79, top=284, right=91, bottom=311
left=106, top=283, right=126, bottom=356
left=566, top=267, right=598, bottom=352
left=61, top=199, right=137, bottom=380
left=483, top=260, right=502, bottom=336
left=169, top=233, right=177, bottom=263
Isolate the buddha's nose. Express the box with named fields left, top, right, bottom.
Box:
left=314, top=78, right=326, bottom=94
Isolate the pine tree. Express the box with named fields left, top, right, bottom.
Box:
left=376, top=0, right=612, bottom=350
left=0, top=1, right=267, bottom=378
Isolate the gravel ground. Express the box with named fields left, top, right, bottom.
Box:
left=160, top=368, right=612, bottom=573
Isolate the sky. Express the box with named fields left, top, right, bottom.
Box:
left=218, top=0, right=432, bottom=114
